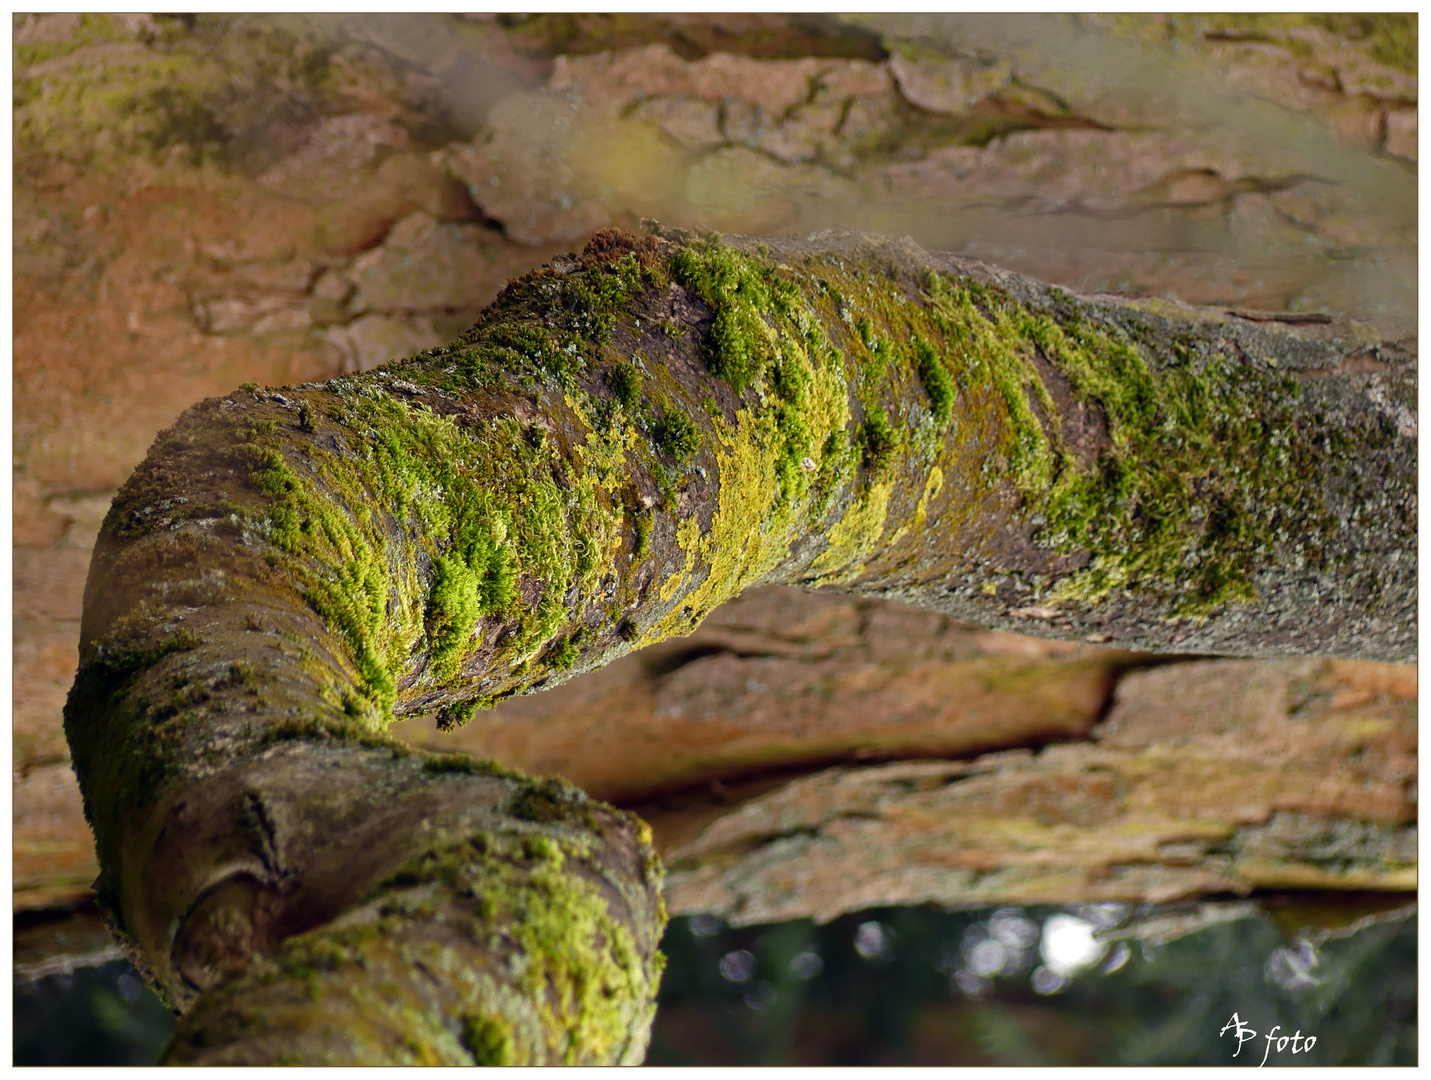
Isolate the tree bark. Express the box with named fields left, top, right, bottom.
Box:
left=64, top=227, right=1415, bottom=1062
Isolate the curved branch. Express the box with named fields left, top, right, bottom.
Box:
left=65, top=228, right=1415, bottom=1062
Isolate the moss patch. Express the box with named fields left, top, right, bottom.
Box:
left=608, top=361, right=642, bottom=411
left=242, top=380, right=626, bottom=715
left=361, top=817, right=663, bottom=1064
left=859, top=403, right=898, bottom=474
left=646, top=237, right=864, bottom=638
left=808, top=482, right=892, bottom=585
left=652, top=407, right=700, bottom=463
left=461, top=1012, right=517, bottom=1066
left=670, top=239, right=800, bottom=391
left=925, top=273, right=1336, bottom=615
left=913, top=334, right=955, bottom=424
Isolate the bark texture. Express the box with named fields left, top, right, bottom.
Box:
left=65, top=227, right=1415, bottom=1062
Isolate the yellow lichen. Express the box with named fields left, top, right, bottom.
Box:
left=807, top=481, right=892, bottom=585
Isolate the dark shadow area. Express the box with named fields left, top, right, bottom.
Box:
left=14, top=900, right=1413, bottom=1066
left=14, top=960, right=175, bottom=1066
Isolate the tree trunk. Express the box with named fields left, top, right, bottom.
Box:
left=65, top=227, right=1415, bottom=1062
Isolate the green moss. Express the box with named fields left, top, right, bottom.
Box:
left=346, top=799, right=663, bottom=1064
left=247, top=451, right=382, bottom=711
left=809, top=429, right=857, bottom=520
left=854, top=315, right=875, bottom=348
left=913, top=334, right=955, bottom=424
left=439, top=246, right=657, bottom=394
left=807, top=482, right=891, bottom=585
left=500, top=862, right=653, bottom=1063
left=648, top=240, right=859, bottom=639
left=546, top=635, right=580, bottom=671
left=461, top=1013, right=517, bottom=1066
left=421, top=751, right=526, bottom=781
left=425, top=524, right=516, bottom=682
left=652, top=407, right=699, bottom=463
left=670, top=240, right=800, bottom=391
left=426, top=556, right=483, bottom=679
left=82, top=232, right=1343, bottom=871
left=631, top=510, right=652, bottom=559
left=653, top=410, right=783, bottom=620
left=565, top=253, right=654, bottom=348
left=522, top=834, right=565, bottom=866
left=435, top=697, right=481, bottom=732
left=656, top=240, right=1342, bottom=618
left=925, top=272, right=1333, bottom=616
left=509, top=776, right=603, bottom=830
left=608, top=361, right=642, bottom=411
left=238, top=370, right=624, bottom=715
left=859, top=404, right=898, bottom=473
left=912, top=464, right=943, bottom=532
left=84, top=630, right=201, bottom=687
left=925, top=274, right=1057, bottom=492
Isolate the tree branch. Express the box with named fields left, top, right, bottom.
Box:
left=65, top=227, right=1415, bottom=1062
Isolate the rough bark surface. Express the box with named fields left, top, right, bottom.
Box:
left=62, top=224, right=1414, bottom=1062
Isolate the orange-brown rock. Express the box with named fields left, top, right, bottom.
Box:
left=649, top=657, right=1416, bottom=924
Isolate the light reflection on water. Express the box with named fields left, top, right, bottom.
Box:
left=648, top=899, right=1415, bottom=1065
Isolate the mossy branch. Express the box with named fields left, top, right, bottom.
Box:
left=64, top=227, right=1414, bottom=1063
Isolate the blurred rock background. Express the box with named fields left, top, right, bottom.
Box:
left=12, top=14, right=1416, bottom=1062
